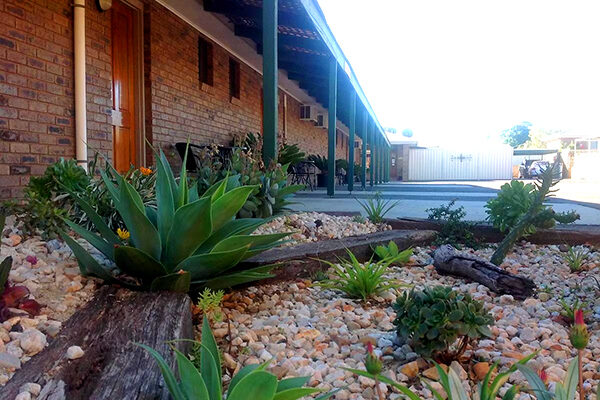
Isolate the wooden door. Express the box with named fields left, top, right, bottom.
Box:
left=112, top=1, right=137, bottom=172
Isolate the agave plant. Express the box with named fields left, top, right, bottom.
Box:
left=59, top=149, right=289, bottom=293
left=139, top=318, right=338, bottom=400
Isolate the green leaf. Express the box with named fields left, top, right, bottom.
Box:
left=201, top=317, right=222, bottom=400
left=135, top=343, right=186, bottom=400
left=447, top=368, right=470, bottom=400
left=173, top=348, right=209, bottom=399
left=62, top=186, right=120, bottom=244
left=150, top=272, right=191, bottom=293
left=176, top=139, right=190, bottom=208
left=117, top=178, right=162, bottom=260
left=200, top=265, right=275, bottom=289
left=159, top=149, right=179, bottom=202
left=212, top=233, right=289, bottom=256
left=155, top=151, right=176, bottom=252
left=164, top=197, right=212, bottom=268
left=63, top=219, right=115, bottom=262
left=211, top=186, right=257, bottom=232
left=229, top=364, right=261, bottom=394
left=59, top=231, right=115, bottom=281
left=501, top=385, right=520, bottom=400
left=226, top=370, right=278, bottom=400
left=178, top=245, right=250, bottom=281
left=564, top=356, right=579, bottom=400
left=277, top=376, right=311, bottom=392
left=114, top=246, right=166, bottom=281
left=515, top=365, right=552, bottom=400
left=272, top=388, right=323, bottom=400
left=197, top=219, right=265, bottom=253
left=0, top=256, right=12, bottom=295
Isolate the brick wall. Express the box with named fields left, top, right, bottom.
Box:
left=0, top=0, right=361, bottom=199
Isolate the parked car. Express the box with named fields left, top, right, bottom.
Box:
left=519, top=160, right=551, bottom=179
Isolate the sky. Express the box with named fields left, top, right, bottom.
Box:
left=317, top=0, right=600, bottom=147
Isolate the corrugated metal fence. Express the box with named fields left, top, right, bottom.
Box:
left=408, top=147, right=513, bottom=181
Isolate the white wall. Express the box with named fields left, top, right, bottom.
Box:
left=408, top=146, right=513, bottom=181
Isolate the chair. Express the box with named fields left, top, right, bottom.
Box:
left=290, top=161, right=316, bottom=191
left=175, top=142, right=235, bottom=172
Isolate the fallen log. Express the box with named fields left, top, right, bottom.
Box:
left=433, top=245, right=535, bottom=299
left=3, top=285, right=193, bottom=400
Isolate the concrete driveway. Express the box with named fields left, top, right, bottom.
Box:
left=289, top=180, right=600, bottom=225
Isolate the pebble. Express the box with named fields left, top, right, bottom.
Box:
left=66, top=346, right=84, bottom=360
left=19, top=329, right=46, bottom=355
left=14, top=392, right=31, bottom=400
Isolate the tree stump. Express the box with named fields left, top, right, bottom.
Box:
left=2, top=285, right=193, bottom=400
left=433, top=245, right=535, bottom=299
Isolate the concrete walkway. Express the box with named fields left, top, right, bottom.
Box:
left=290, top=181, right=600, bottom=225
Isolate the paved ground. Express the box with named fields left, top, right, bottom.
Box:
left=289, top=179, right=600, bottom=225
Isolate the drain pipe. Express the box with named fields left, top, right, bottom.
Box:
left=73, top=0, right=88, bottom=171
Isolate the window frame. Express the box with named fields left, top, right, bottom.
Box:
left=198, top=36, right=214, bottom=86
left=229, top=57, right=241, bottom=99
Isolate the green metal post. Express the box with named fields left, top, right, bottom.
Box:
left=361, top=109, right=367, bottom=190
left=387, top=146, right=391, bottom=181
left=374, top=134, right=379, bottom=185
left=369, top=119, right=374, bottom=187
left=385, top=146, right=389, bottom=182
left=327, top=57, right=337, bottom=196
left=348, top=92, right=356, bottom=192
left=262, top=0, right=278, bottom=165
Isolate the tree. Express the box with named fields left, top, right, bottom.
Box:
left=401, top=128, right=413, bottom=138
left=501, top=122, right=532, bottom=148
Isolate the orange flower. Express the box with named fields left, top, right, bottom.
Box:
left=139, top=166, right=152, bottom=176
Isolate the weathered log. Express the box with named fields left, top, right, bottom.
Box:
left=241, top=229, right=437, bottom=282
left=3, top=285, right=193, bottom=400
left=433, top=245, right=535, bottom=299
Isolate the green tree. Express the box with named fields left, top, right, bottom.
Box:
left=502, top=122, right=532, bottom=147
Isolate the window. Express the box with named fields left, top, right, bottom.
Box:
left=229, top=58, right=240, bottom=99
left=576, top=140, right=589, bottom=150
left=591, top=141, right=598, bottom=151
left=198, top=37, right=213, bottom=86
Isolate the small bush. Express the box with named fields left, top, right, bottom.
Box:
left=564, top=246, right=588, bottom=272
left=372, top=241, right=413, bottom=265
left=485, top=180, right=535, bottom=232
left=356, top=192, right=398, bottom=224
left=316, top=249, right=404, bottom=301
left=393, top=285, right=493, bottom=362
left=427, top=201, right=480, bottom=249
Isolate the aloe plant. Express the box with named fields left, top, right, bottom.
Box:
left=139, top=318, right=338, bottom=400
left=59, top=148, right=289, bottom=293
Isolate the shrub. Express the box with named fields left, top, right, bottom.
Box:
left=564, top=246, right=588, bottom=272
left=485, top=180, right=535, bottom=232
left=139, top=318, right=337, bottom=400
left=393, top=286, right=493, bottom=362
left=356, top=192, right=398, bottom=224
left=490, top=164, right=580, bottom=265
left=426, top=201, right=480, bottom=249
left=60, top=148, right=289, bottom=293
left=278, top=143, right=305, bottom=168
left=372, top=241, right=413, bottom=265
left=316, top=249, right=404, bottom=301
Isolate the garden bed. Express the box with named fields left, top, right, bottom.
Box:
left=205, top=243, right=600, bottom=399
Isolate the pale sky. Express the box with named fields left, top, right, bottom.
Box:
left=317, top=0, right=600, bottom=147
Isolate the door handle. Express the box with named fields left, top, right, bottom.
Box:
left=111, top=109, right=123, bottom=127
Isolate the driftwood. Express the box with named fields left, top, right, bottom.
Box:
left=3, top=285, right=193, bottom=400
left=433, top=245, right=535, bottom=299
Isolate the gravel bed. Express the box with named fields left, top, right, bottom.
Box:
left=254, top=212, right=390, bottom=246
left=204, top=243, right=600, bottom=399
left=0, top=219, right=96, bottom=388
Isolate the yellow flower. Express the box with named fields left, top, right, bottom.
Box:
left=139, top=166, right=152, bottom=176
left=117, top=228, right=130, bottom=240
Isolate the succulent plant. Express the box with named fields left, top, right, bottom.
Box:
left=0, top=215, right=42, bottom=322
left=393, top=285, right=493, bottom=361
left=60, top=147, right=289, bottom=293
left=372, top=241, right=413, bottom=264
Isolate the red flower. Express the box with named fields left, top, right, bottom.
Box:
left=366, top=341, right=374, bottom=354
left=25, top=255, right=38, bottom=265
left=538, top=369, right=548, bottom=384
left=574, top=309, right=585, bottom=326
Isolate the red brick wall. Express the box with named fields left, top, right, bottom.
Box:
left=0, top=0, right=361, bottom=198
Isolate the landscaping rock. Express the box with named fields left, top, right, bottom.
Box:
left=66, top=346, right=83, bottom=360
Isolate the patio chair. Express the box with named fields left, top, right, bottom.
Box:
left=290, top=161, right=316, bottom=191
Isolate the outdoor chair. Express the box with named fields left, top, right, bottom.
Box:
left=290, top=161, right=316, bottom=191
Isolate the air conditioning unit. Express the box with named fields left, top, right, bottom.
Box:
left=299, top=105, right=317, bottom=122
left=315, top=113, right=327, bottom=128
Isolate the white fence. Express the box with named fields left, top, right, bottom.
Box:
left=408, top=147, right=513, bottom=181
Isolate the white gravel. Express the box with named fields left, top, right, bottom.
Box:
left=203, top=242, right=600, bottom=399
